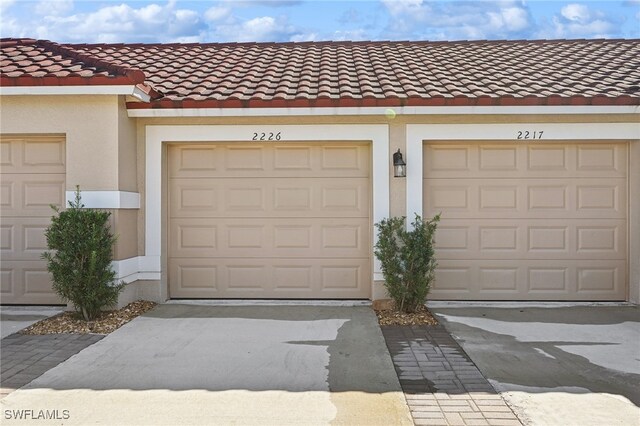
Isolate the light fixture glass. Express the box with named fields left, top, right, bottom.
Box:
left=393, top=148, right=406, bottom=178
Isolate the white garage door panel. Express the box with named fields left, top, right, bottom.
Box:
left=168, top=143, right=371, bottom=299
left=1, top=136, right=64, bottom=304
left=437, top=219, right=626, bottom=260
left=168, top=143, right=370, bottom=178
left=424, top=178, right=627, bottom=219
left=424, top=141, right=628, bottom=301
left=1, top=174, right=66, bottom=216
left=169, top=218, right=368, bottom=259
left=1, top=138, right=65, bottom=174
left=1, top=217, right=52, bottom=261
left=1, top=261, right=54, bottom=295
left=169, top=258, right=370, bottom=298
left=433, top=260, right=626, bottom=300
left=169, top=177, right=369, bottom=218
left=424, top=143, right=627, bottom=178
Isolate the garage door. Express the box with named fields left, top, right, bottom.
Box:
left=168, top=142, right=371, bottom=298
left=1, top=136, right=65, bottom=304
left=423, top=142, right=627, bottom=300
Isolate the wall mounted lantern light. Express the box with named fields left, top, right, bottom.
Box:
left=393, top=149, right=406, bottom=178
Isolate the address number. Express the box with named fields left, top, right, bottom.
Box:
left=516, top=130, right=544, bottom=140
left=252, top=132, right=282, bottom=141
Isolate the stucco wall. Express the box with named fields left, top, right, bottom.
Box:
left=1, top=97, right=637, bottom=304
left=0, top=95, right=140, bottom=264
left=109, top=210, right=138, bottom=261
left=1, top=95, right=121, bottom=190
left=134, top=113, right=639, bottom=303
left=118, top=97, right=138, bottom=192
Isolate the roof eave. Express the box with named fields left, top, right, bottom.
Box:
left=0, top=84, right=151, bottom=101
left=124, top=95, right=640, bottom=117
left=126, top=103, right=640, bottom=118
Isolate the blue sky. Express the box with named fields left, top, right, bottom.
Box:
left=1, top=0, right=639, bottom=43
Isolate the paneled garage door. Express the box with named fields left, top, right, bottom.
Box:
left=1, top=136, right=65, bottom=304
left=168, top=142, right=371, bottom=298
left=423, top=142, right=627, bottom=300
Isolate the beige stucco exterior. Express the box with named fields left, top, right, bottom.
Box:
left=1, top=94, right=638, bottom=305
left=0, top=95, right=139, bottom=304
left=2, top=96, right=119, bottom=190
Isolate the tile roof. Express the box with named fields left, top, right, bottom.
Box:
left=2, top=38, right=639, bottom=108
left=1, top=39, right=146, bottom=85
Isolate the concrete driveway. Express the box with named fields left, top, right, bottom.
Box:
left=0, top=304, right=412, bottom=426
left=0, top=306, right=63, bottom=339
left=430, top=303, right=640, bottom=426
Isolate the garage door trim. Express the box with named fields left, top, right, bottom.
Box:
left=145, top=124, right=390, bottom=289
left=407, top=123, right=638, bottom=220
left=406, top=123, right=639, bottom=302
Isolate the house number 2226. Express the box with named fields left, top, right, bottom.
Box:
left=516, top=130, right=544, bottom=140
left=252, top=132, right=282, bottom=141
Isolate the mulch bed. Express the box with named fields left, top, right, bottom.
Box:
left=374, top=303, right=439, bottom=326
left=20, top=300, right=157, bottom=335
left=19, top=298, right=436, bottom=332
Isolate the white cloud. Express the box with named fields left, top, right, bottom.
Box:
left=381, top=0, right=533, bottom=40
left=537, top=3, right=618, bottom=39
left=561, top=4, right=591, bottom=24
left=204, top=5, right=231, bottom=22
left=35, top=0, right=73, bottom=16
left=2, top=0, right=631, bottom=44
left=290, top=32, right=318, bottom=42
left=499, top=6, right=530, bottom=31
left=207, top=14, right=299, bottom=42
left=332, top=29, right=368, bottom=41
left=226, top=0, right=303, bottom=8
left=0, top=0, right=15, bottom=13
left=31, top=1, right=206, bottom=43
left=0, top=0, right=14, bottom=10
left=242, top=16, right=279, bottom=40
left=0, top=16, right=24, bottom=38
left=170, top=35, right=202, bottom=44
left=382, top=0, right=426, bottom=17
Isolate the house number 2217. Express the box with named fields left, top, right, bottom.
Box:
left=252, top=132, right=282, bottom=141
left=516, top=130, right=544, bottom=140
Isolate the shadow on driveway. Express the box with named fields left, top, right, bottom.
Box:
left=432, top=305, right=640, bottom=426
left=0, top=304, right=412, bottom=426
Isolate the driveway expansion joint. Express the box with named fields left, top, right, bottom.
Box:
left=382, top=324, right=523, bottom=426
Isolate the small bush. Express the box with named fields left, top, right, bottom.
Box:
left=42, top=187, right=125, bottom=321
left=374, top=214, right=440, bottom=313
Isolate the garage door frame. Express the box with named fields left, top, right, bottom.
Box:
left=406, top=123, right=639, bottom=302
left=145, top=125, right=390, bottom=299
left=0, top=134, right=66, bottom=304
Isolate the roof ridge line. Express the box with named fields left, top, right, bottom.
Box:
left=37, top=39, right=147, bottom=84
left=62, top=37, right=640, bottom=49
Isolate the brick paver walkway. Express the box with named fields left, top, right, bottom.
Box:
left=382, top=325, right=522, bottom=426
left=1, top=333, right=103, bottom=398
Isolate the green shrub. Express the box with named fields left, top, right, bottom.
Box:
left=374, top=214, right=440, bottom=313
left=42, top=187, right=125, bottom=320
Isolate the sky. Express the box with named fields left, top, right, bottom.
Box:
left=1, top=0, right=639, bottom=44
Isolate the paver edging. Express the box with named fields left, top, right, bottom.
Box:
left=381, top=324, right=523, bottom=426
